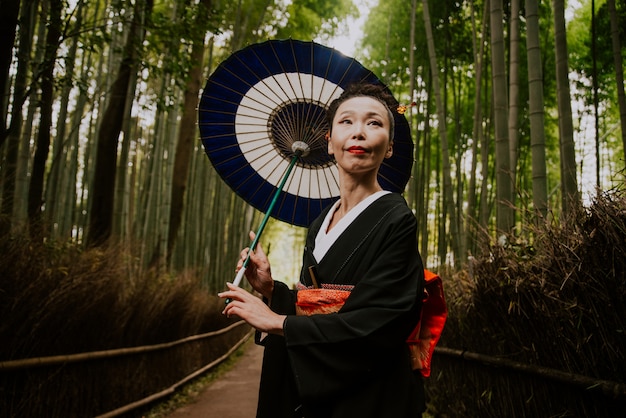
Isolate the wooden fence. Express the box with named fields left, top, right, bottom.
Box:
left=0, top=320, right=252, bottom=417
left=427, top=346, right=626, bottom=417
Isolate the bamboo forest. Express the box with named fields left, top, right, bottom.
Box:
left=1, top=0, right=625, bottom=416
left=1, top=0, right=625, bottom=280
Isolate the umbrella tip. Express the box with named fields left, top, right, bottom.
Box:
left=291, top=141, right=311, bottom=157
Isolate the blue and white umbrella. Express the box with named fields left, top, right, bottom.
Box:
left=198, top=39, right=413, bottom=286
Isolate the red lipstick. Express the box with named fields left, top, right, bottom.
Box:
left=347, top=146, right=367, bottom=154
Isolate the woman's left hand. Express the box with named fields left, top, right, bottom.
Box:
left=219, top=283, right=286, bottom=335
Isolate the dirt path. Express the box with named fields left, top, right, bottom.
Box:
left=166, top=340, right=263, bottom=418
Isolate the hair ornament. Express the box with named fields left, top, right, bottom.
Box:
left=396, top=102, right=417, bottom=115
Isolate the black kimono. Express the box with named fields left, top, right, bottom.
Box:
left=256, top=193, right=426, bottom=418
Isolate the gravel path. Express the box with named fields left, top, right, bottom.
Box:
left=166, top=340, right=263, bottom=418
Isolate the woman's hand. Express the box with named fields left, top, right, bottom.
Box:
left=237, top=231, right=274, bottom=300
left=219, top=283, right=286, bottom=335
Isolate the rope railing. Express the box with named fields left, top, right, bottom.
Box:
left=435, top=346, right=626, bottom=399
left=0, top=320, right=248, bottom=371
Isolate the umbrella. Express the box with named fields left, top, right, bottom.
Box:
left=198, top=39, right=413, bottom=286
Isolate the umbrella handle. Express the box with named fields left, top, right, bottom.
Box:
left=224, top=220, right=262, bottom=303
left=224, top=266, right=247, bottom=305
left=233, top=265, right=247, bottom=287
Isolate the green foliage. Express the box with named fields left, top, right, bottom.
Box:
left=275, top=0, right=357, bottom=40
left=566, top=0, right=625, bottom=181
left=144, top=0, right=220, bottom=90
left=360, top=0, right=414, bottom=86
left=568, top=0, right=626, bottom=90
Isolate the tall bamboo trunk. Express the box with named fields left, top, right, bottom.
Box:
left=167, top=0, right=212, bottom=260
left=422, top=0, right=461, bottom=266
left=28, top=0, right=63, bottom=238
left=1, top=0, right=37, bottom=235
left=13, top=1, right=47, bottom=231
left=490, top=0, right=514, bottom=235
left=46, top=0, right=84, bottom=239
left=525, top=0, right=549, bottom=218
left=87, top=0, right=151, bottom=246
left=607, top=0, right=626, bottom=167
left=0, top=0, right=21, bottom=149
left=552, top=0, right=580, bottom=216
left=508, top=0, right=521, bottom=195
left=467, top=0, right=489, bottom=256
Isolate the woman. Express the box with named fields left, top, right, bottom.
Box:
left=219, top=82, right=426, bottom=417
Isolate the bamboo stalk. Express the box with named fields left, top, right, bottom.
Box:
left=435, top=346, right=626, bottom=399
left=0, top=320, right=247, bottom=371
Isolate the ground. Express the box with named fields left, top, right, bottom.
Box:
left=166, top=341, right=263, bottom=418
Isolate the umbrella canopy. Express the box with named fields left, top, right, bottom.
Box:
left=199, top=39, right=413, bottom=227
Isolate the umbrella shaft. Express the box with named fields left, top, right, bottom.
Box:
left=234, top=152, right=302, bottom=287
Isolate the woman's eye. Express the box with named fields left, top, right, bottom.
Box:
left=368, top=120, right=382, bottom=126
left=339, top=119, right=352, bottom=124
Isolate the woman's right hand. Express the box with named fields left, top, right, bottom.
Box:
left=237, top=231, right=274, bottom=300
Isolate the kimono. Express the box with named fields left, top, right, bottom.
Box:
left=256, top=193, right=426, bottom=418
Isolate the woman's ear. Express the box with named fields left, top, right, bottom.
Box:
left=326, top=131, right=333, bottom=155
left=385, top=141, right=394, bottom=159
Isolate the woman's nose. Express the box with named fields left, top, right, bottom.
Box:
left=351, top=123, right=365, bottom=139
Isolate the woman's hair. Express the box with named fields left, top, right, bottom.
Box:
left=326, top=82, right=397, bottom=141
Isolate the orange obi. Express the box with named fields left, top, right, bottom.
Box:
left=295, top=284, right=353, bottom=316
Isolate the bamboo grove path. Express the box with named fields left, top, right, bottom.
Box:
left=166, top=341, right=263, bottom=418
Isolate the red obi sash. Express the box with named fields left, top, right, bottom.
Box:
left=406, top=270, right=447, bottom=377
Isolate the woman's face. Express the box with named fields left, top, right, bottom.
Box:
left=328, top=96, right=393, bottom=176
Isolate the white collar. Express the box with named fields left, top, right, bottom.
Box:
left=313, top=190, right=390, bottom=262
